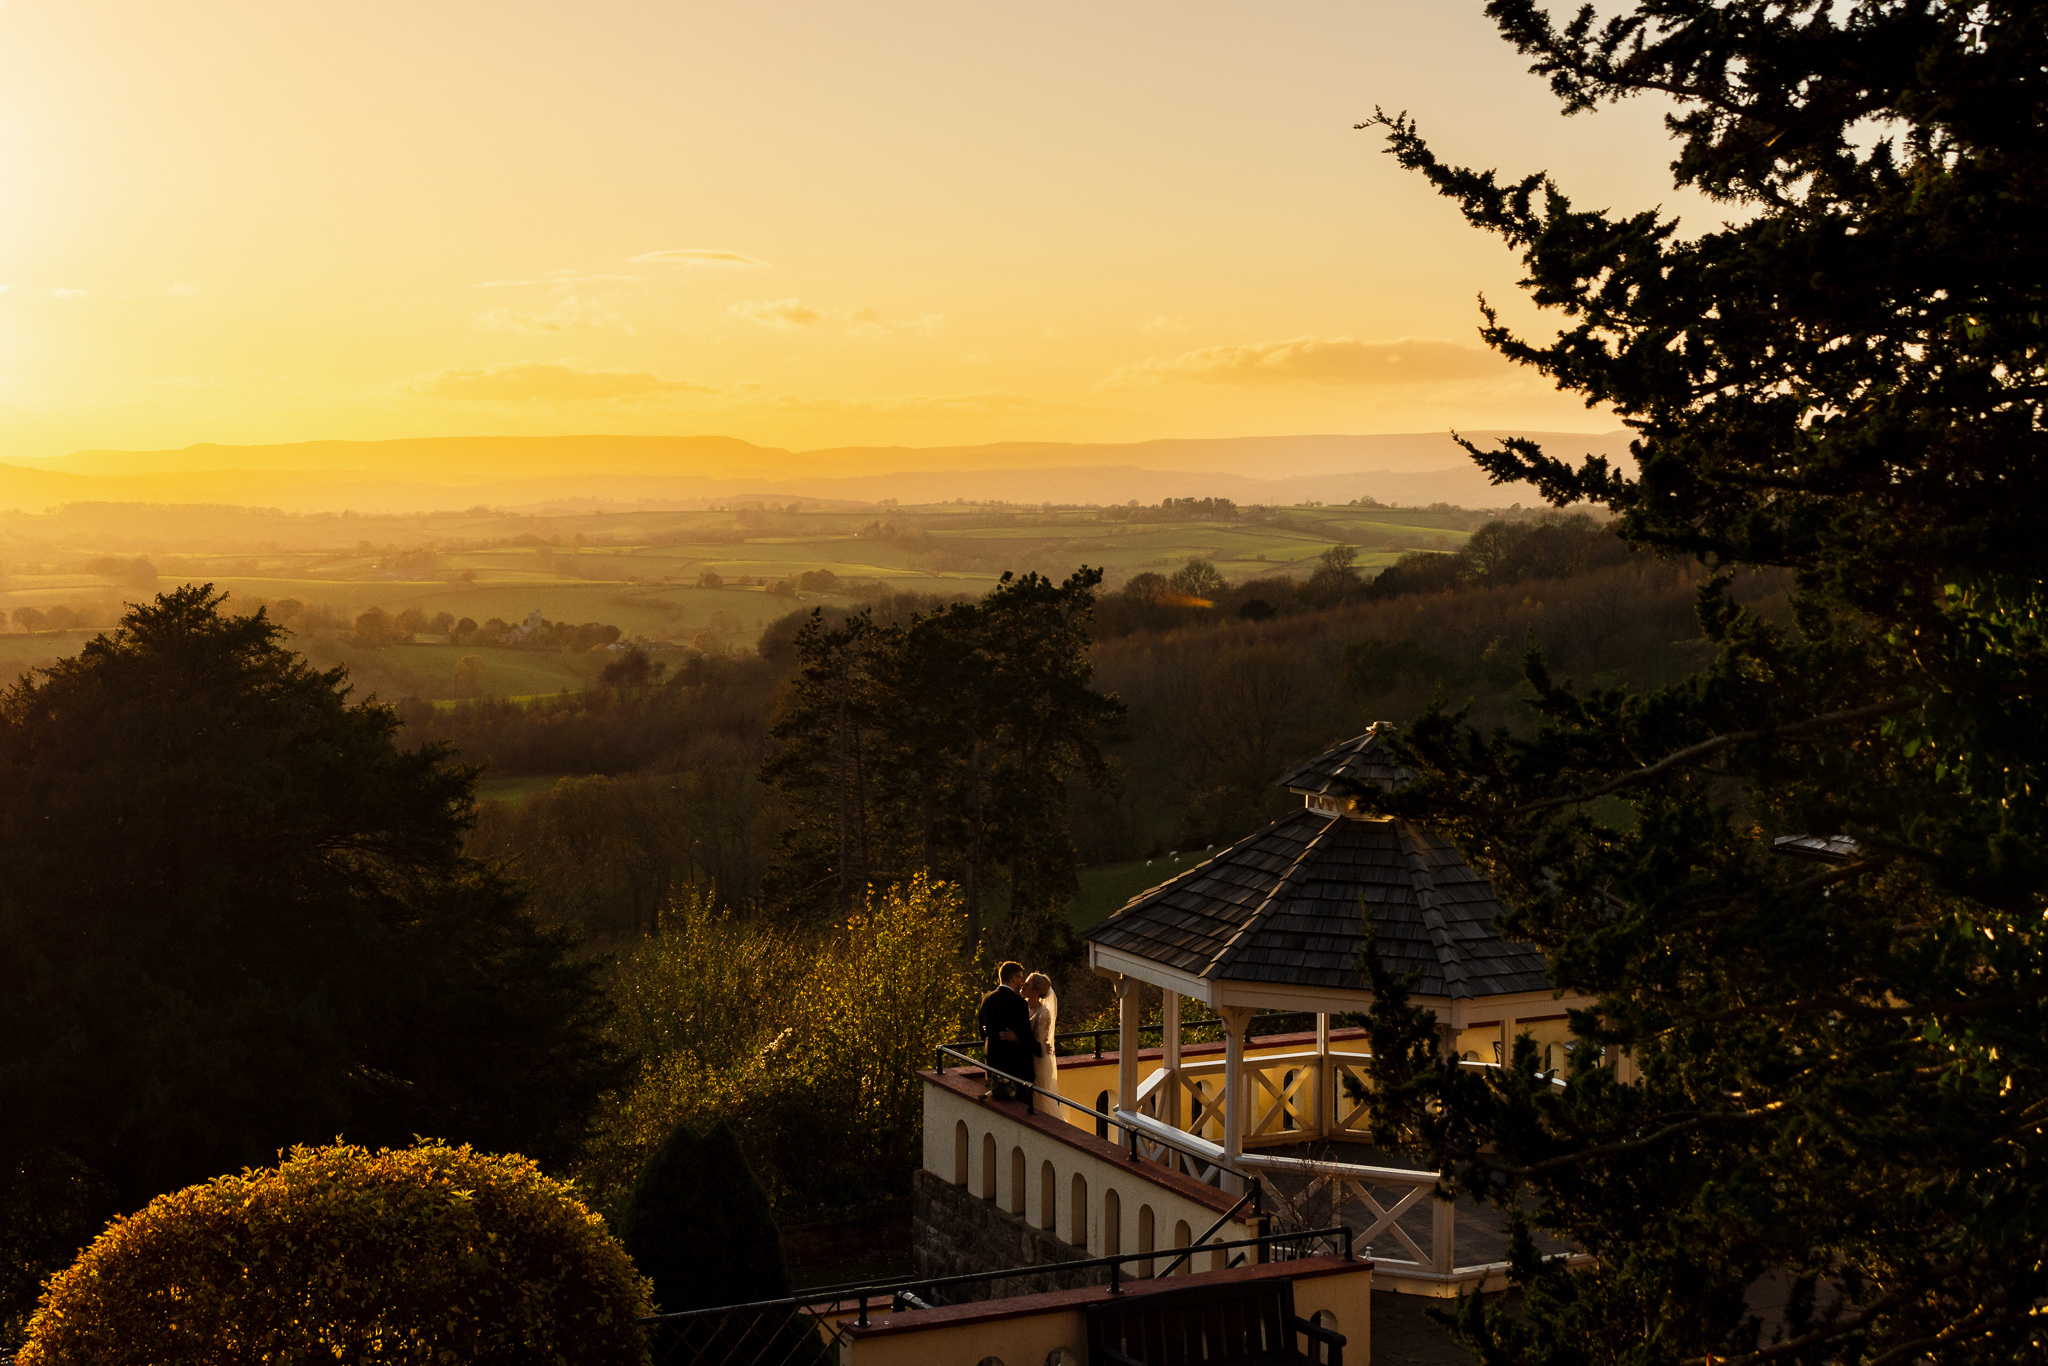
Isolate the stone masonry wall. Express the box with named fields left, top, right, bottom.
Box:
left=911, top=1167, right=1108, bottom=1304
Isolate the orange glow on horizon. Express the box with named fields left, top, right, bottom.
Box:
left=0, top=2, right=1711, bottom=471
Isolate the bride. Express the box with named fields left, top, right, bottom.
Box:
left=1023, top=972, right=1058, bottom=1113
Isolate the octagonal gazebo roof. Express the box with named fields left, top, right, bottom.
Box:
left=1085, top=727, right=1551, bottom=1013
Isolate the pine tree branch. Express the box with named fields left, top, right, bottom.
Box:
left=1515, top=698, right=1922, bottom=814
left=1684, top=1259, right=1977, bottom=1366
left=1489, top=1103, right=1787, bottom=1178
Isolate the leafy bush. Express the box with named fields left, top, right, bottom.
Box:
left=15, top=1141, right=651, bottom=1366
left=578, top=877, right=976, bottom=1221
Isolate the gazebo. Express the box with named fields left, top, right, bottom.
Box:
left=1083, top=725, right=1597, bottom=1181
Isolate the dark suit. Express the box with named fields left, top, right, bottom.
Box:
left=976, top=983, right=1039, bottom=1101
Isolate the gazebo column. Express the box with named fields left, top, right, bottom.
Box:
left=1315, top=1012, right=1333, bottom=1140
left=1218, top=1005, right=1255, bottom=1192
left=1115, top=976, right=1141, bottom=1113
left=1161, top=990, right=1182, bottom=1129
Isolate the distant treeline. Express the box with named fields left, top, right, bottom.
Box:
left=390, top=515, right=1783, bottom=948
left=1093, top=513, right=1631, bottom=637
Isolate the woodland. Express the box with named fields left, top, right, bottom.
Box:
left=0, top=505, right=1734, bottom=1347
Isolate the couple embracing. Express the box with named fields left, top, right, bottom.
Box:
left=975, top=960, right=1057, bottom=1111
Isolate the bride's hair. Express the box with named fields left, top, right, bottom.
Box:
left=1024, top=972, right=1053, bottom=997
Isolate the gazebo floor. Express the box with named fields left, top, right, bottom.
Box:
left=1248, top=1139, right=1578, bottom=1272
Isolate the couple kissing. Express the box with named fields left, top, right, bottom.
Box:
left=976, top=961, right=1058, bottom=1111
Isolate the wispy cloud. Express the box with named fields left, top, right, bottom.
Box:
left=735, top=390, right=1100, bottom=417
left=51, top=287, right=86, bottom=299
left=630, top=248, right=769, bottom=269
left=402, top=360, right=716, bottom=401
left=470, top=269, right=644, bottom=290
left=729, top=297, right=822, bottom=328
left=1139, top=314, right=1191, bottom=337
left=1105, top=336, right=1504, bottom=388
left=167, top=282, right=200, bottom=298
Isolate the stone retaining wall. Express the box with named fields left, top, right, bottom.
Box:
left=911, top=1168, right=1107, bottom=1303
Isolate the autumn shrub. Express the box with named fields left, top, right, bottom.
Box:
left=578, top=876, right=977, bottom=1221
left=15, top=1141, right=652, bottom=1366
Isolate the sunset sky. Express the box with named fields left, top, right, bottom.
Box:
left=0, top=2, right=1708, bottom=464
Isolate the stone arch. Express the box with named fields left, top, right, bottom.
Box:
left=1069, top=1172, right=1088, bottom=1249
left=1009, top=1146, right=1026, bottom=1216
left=954, top=1120, right=969, bottom=1186
left=1137, top=1204, right=1156, bottom=1277
left=981, top=1131, right=997, bottom=1201
left=1039, top=1160, right=1057, bottom=1231
left=1102, top=1187, right=1121, bottom=1256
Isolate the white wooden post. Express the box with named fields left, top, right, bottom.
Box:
left=1161, top=990, right=1182, bottom=1129
left=1433, top=1190, right=1457, bottom=1274
left=1219, top=1005, right=1255, bottom=1192
left=1315, top=1011, right=1333, bottom=1140
left=1115, top=976, right=1140, bottom=1114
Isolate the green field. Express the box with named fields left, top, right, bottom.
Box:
left=1067, top=849, right=1228, bottom=930
left=0, top=500, right=1477, bottom=699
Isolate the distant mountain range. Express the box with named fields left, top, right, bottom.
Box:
left=0, top=430, right=1633, bottom=514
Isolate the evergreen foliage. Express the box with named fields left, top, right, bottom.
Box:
left=13, top=1141, right=650, bottom=1366
left=621, top=1120, right=789, bottom=1314
left=0, top=587, right=623, bottom=1335
left=1355, top=4, right=2048, bottom=1363
left=760, top=569, right=1124, bottom=957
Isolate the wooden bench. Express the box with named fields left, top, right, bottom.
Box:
left=1084, top=1275, right=1346, bottom=1366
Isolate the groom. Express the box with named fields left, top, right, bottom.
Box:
left=976, top=960, right=1040, bottom=1103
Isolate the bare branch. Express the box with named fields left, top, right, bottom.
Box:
left=1516, top=698, right=1921, bottom=814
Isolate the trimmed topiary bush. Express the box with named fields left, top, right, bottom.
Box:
left=621, top=1119, right=789, bottom=1313
left=15, top=1140, right=652, bottom=1366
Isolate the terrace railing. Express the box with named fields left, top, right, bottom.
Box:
left=638, top=1226, right=1358, bottom=1366
left=935, top=1036, right=1580, bottom=1292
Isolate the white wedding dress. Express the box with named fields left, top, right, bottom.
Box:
left=1030, top=993, right=1058, bottom=1111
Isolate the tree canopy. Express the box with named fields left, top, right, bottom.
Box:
left=761, top=568, right=1123, bottom=956
left=1357, top=4, right=2048, bottom=1364
left=0, top=587, right=620, bottom=1227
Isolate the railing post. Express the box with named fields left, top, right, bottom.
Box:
left=856, top=1294, right=868, bottom=1328
left=1432, top=1193, right=1455, bottom=1275
left=1342, top=1227, right=1354, bottom=1261
left=1115, top=977, right=1140, bottom=1115
left=936, top=1046, right=945, bottom=1075
left=1109, top=1258, right=1123, bottom=1295
left=1161, top=990, right=1182, bottom=1130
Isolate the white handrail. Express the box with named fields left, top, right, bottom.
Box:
left=1235, top=1150, right=1439, bottom=1186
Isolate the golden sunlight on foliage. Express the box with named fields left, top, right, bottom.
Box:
left=16, top=1142, right=650, bottom=1366
left=578, top=877, right=977, bottom=1220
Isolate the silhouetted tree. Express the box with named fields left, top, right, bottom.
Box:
left=0, top=587, right=621, bottom=1301
left=1356, top=5, right=2048, bottom=1362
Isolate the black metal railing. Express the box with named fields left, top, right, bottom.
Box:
left=637, top=1225, right=1358, bottom=1365
left=947, top=1010, right=1327, bottom=1061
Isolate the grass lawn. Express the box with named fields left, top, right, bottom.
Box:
left=1067, top=849, right=1227, bottom=931
left=475, top=772, right=573, bottom=804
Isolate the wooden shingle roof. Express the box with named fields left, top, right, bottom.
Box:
left=1084, top=807, right=1550, bottom=1001
left=1272, top=724, right=1415, bottom=797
